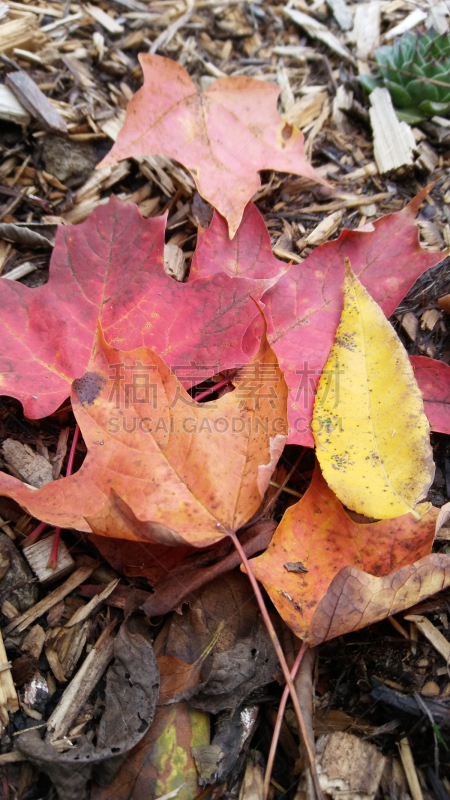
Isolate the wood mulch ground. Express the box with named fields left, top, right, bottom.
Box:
left=1, top=0, right=450, bottom=798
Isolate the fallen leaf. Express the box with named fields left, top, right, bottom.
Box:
left=79, top=583, right=152, bottom=612
left=87, top=535, right=196, bottom=585
left=192, top=706, right=259, bottom=786
left=90, top=521, right=276, bottom=616
left=141, top=521, right=276, bottom=617
left=411, top=356, right=450, bottom=435
left=158, top=655, right=203, bottom=705
left=313, top=262, right=434, bottom=520
left=98, top=54, right=325, bottom=237
left=0, top=323, right=287, bottom=542
left=0, top=197, right=163, bottom=419
left=0, top=196, right=280, bottom=420
left=91, top=702, right=209, bottom=800
left=248, top=462, right=439, bottom=641
left=154, top=572, right=280, bottom=714
left=240, top=190, right=445, bottom=446
left=17, top=621, right=160, bottom=798
left=170, top=623, right=278, bottom=714
left=310, top=553, right=450, bottom=646
left=190, top=201, right=287, bottom=280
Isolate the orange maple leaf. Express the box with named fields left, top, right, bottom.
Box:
left=248, top=462, right=443, bottom=643
left=0, top=324, right=288, bottom=546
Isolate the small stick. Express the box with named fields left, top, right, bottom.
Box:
left=398, top=737, right=424, bottom=800
left=405, top=615, right=450, bottom=663
left=47, top=424, right=80, bottom=569
left=229, top=531, right=322, bottom=800
left=46, top=622, right=116, bottom=744
left=4, top=564, right=95, bottom=635
left=0, top=629, right=18, bottom=726
left=263, top=640, right=307, bottom=800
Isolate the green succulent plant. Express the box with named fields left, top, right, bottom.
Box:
left=359, top=30, right=450, bottom=124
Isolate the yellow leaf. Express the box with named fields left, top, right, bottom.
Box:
left=313, top=259, right=434, bottom=520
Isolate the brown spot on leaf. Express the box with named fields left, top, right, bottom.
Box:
left=281, top=123, right=293, bottom=141
left=74, top=371, right=106, bottom=405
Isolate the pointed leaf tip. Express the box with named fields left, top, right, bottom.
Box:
left=313, top=261, right=434, bottom=519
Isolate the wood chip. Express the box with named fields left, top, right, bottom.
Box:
left=1, top=439, right=53, bottom=488
left=4, top=564, right=96, bottom=635
left=164, top=243, right=187, bottom=282
left=6, top=71, right=67, bottom=134
left=86, top=4, right=124, bottom=34
left=401, top=311, right=418, bottom=342
left=385, top=8, right=427, bottom=41
left=420, top=309, right=441, bottom=331
left=326, top=0, right=353, bottom=31
left=398, top=737, right=423, bottom=800
left=46, top=623, right=116, bottom=744
left=0, top=547, right=10, bottom=582
left=369, top=88, right=416, bottom=173
left=300, top=209, right=344, bottom=250
left=2, top=261, right=37, bottom=281
left=52, top=427, right=69, bottom=481
left=150, top=0, right=194, bottom=55
left=48, top=618, right=92, bottom=679
left=0, top=516, right=15, bottom=541
left=63, top=578, right=120, bottom=628
left=284, top=7, right=356, bottom=64
left=285, top=91, right=327, bottom=130
left=23, top=534, right=75, bottom=584
left=44, top=646, right=66, bottom=683
left=415, top=141, right=438, bottom=174
left=0, top=629, right=18, bottom=726
left=40, top=12, right=82, bottom=33
left=74, top=161, right=131, bottom=204
left=0, top=14, right=45, bottom=54
left=0, top=84, right=30, bottom=126
left=21, top=625, right=45, bottom=660
left=353, top=1, right=381, bottom=72
left=0, top=752, right=26, bottom=765
left=417, top=220, right=444, bottom=251
left=421, top=680, right=440, bottom=697
left=404, top=615, right=450, bottom=663
left=272, top=245, right=303, bottom=263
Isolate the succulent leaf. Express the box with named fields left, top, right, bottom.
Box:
left=359, top=30, right=450, bottom=122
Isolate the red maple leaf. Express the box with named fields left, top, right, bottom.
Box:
left=192, top=190, right=445, bottom=446
left=98, top=54, right=325, bottom=238
left=411, top=356, right=450, bottom=435
left=0, top=197, right=280, bottom=419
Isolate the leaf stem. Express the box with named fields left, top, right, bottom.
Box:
left=22, top=520, right=47, bottom=547
left=263, top=640, right=307, bottom=800
left=65, top=423, right=80, bottom=477
left=194, top=374, right=236, bottom=403
left=46, top=424, right=80, bottom=569
left=46, top=527, right=60, bottom=570
left=228, top=531, right=322, bottom=800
